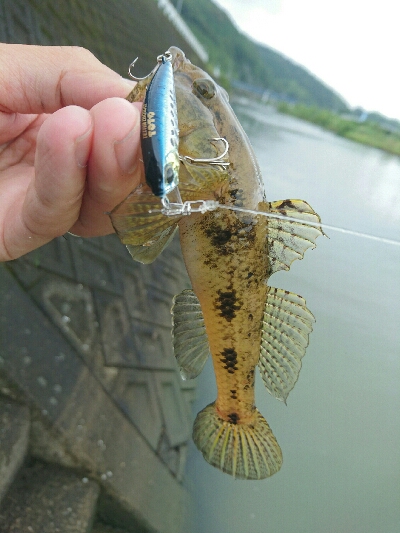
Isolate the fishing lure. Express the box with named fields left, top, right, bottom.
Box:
left=132, top=52, right=180, bottom=198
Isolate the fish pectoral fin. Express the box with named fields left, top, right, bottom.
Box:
left=179, top=158, right=229, bottom=200
left=126, top=225, right=178, bottom=264
left=109, top=184, right=181, bottom=258
left=267, top=199, right=325, bottom=276
left=193, top=403, right=282, bottom=480
left=259, top=287, right=315, bottom=402
left=171, top=289, right=210, bottom=379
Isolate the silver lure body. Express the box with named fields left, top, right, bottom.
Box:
left=140, top=56, right=180, bottom=197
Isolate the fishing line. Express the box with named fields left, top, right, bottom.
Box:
left=217, top=204, right=400, bottom=247
left=154, top=199, right=400, bottom=247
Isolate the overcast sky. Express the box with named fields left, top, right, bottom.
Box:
left=213, top=0, right=400, bottom=120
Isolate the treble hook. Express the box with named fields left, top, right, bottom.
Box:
left=180, top=137, right=230, bottom=169
left=128, top=51, right=172, bottom=81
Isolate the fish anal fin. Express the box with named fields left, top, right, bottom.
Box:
left=110, top=184, right=181, bottom=246
left=193, top=403, right=282, bottom=479
left=172, top=289, right=210, bottom=379
left=259, top=287, right=315, bottom=402
left=267, top=199, right=324, bottom=276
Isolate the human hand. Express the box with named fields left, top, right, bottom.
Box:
left=0, top=43, right=142, bottom=261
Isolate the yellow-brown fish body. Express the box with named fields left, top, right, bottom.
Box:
left=175, top=49, right=269, bottom=425
left=111, top=47, right=324, bottom=479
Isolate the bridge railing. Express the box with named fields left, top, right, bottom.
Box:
left=156, top=0, right=208, bottom=63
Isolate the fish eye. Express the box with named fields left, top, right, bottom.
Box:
left=165, top=164, right=175, bottom=184
left=193, top=78, right=216, bottom=99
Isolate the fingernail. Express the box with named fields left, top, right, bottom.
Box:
left=75, top=121, right=93, bottom=168
left=114, top=124, right=139, bottom=174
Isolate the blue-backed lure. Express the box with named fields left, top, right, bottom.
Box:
left=132, top=52, right=180, bottom=198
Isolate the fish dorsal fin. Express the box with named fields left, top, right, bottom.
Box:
left=126, top=225, right=178, bottom=264
left=259, top=287, right=315, bottom=402
left=171, top=289, right=210, bottom=380
left=110, top=184, right=181, bottom=247
left=267, top=199, right=324, bottom=276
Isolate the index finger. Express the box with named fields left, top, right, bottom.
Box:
left=0, top=44, right=135, bottom=114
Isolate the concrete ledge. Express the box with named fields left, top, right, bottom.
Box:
left=0, top=399, right=30, bottom=503
left=0, top=461, right=100, bottom=533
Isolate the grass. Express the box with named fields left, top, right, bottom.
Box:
left=277, top=102, right=400, bottom=157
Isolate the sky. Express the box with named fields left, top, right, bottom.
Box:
left=213, top=0, right=400, bottom=120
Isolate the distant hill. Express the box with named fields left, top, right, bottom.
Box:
left=178, top=0, right=348, bottom=111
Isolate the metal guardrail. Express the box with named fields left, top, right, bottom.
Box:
left=156, top=0, right=209, bottom=63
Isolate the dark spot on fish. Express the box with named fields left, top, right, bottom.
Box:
left=278, top=199, right=296, bottom=209
left=248, top=313, right=253, bottom=320
left=230, top=188, right=245, bottom=207
left=214, top=109, right=222, bottom=122
left=214, top=229, right=232, bottom=246
left=216, top=290, right=241, bottom=322
left=246, top=369, right=255, bottom=383
left=227, top=412, right=240, bottom=424
left=204, top=222, right=233, bottom=252
left=220, top=348, right=238, bottom=372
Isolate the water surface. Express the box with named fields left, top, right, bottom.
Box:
left=184, top=100, right=400, bottom=533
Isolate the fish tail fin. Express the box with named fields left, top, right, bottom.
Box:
left=193, top=403, right=282, bottom=479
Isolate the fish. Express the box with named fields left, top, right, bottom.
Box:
left=110, top=47, right=324, bottom=479
left=136, top=53, right=180, bottom=197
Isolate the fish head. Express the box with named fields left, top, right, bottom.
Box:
left=169, top=47, right=226, bottom=162
left=169, top=47, right=263, bottom=204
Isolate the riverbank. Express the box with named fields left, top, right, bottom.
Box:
left=277, top=102, right=400, bottom=157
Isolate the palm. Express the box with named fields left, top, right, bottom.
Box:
left=0, top=114, right=48, bottom=256
left=1, top=113, right=45, bottom=187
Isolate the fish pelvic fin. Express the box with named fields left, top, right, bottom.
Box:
left=193, top=403, right=282, bottom=480
left=267, top=199, right=325, bottom=276
left=259, top=287, right=315, bottom=402
left=172, top=289, right=210, bottom=379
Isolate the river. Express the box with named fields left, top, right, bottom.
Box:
left=184, top=100, right=400, bottom=533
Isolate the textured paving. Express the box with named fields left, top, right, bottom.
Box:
left=0, top=461, right=100, bottom=533
left=0, top=1, right=202, bottom=531
left=0, top=400, right=30, bottom=501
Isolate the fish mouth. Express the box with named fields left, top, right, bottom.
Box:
left=169, top=46, right=203, bottom=75
left=169, top=46, right=189, bottom=70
